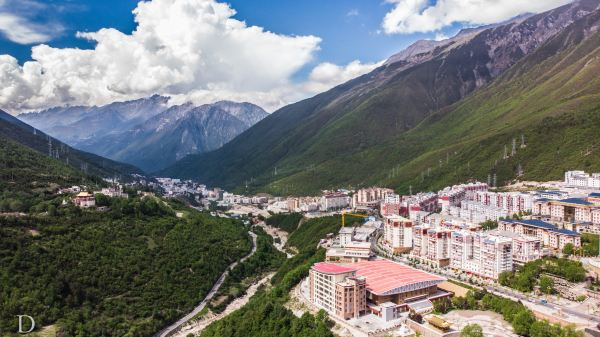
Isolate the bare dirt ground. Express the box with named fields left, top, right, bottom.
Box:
left=443, top=310, right=517, bottom=337
left=173, top=273, right=274, bottom=337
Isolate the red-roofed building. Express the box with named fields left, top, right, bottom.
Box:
left=309, top=260, right=450, bottom=321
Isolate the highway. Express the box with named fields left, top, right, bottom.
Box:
left=154, top=231, right=258, bottom=337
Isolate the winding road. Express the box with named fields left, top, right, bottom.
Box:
left=154, top=231, right=258, bottom=337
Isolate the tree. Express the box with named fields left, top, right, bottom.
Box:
left=433, top=296, right=453, bottom=314
left=498, top=271, right=513, bottom=286
left=563, top=243, right=574, bottom=256
left=460, top=324, right=484, bottom=337
left=539, top=276, right=554, bottom=295
left=512, top=309, right=536, bottom=336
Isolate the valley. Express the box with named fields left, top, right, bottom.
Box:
left=3, top=0, right=600, bottom=336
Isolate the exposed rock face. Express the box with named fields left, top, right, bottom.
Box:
left=18, top=98, right=267, bottom=172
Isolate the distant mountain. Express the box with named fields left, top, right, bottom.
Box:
left=1, top=109, right=143, bottom=179
left=18, top=98, right=267, bottom=172
left=74, top=101, right=267, bottom=172
left=161, top=0, right=600, bottom=194
left=19, top=95, right=170, bottom=145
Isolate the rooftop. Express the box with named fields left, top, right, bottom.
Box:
left=501, top=219, right=579, bottom=236
left=554, top=198, right=593, bottom=206
left=339, top=227, right=355, bottom=234
left=351, top=259, right=444, bottom=296
left=312, top=262, right=356, bottom=274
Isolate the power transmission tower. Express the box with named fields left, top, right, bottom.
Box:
left=520, top=134, right=526, bottom=148
left=512, top=138, right=516, bottom=156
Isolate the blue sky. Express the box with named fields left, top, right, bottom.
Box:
left=0, top=0, right=571, bottom=113
left=0, top=0, right=449, bottom=67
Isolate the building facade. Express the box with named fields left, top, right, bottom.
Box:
left=384, top=215, right=413, bottom=253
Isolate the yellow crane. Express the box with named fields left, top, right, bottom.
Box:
left=341, top=209, right=369, bottom=227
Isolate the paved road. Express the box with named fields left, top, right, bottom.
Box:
left=154, top=231, right=258, bottom=337
left=485, top=285, right=600, bottom=324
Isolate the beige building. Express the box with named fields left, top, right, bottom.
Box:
left=309, top=263, right=367, bottom=319
left=498, top=219, right=581, bottom=250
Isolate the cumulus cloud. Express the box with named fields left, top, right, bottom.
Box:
left=0, top=0, right=379, bottom=114
left=303, top=60, right=384, bottom=94
left=382, top=0, right=573, bottom=34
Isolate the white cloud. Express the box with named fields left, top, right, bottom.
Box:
left=433, top=32, right=449, bottom=41
left=0, top=0, right=382, bottom=114
left=303, top=60, right=384, bottom=94
left=0, top=0, right=61, bottom=44
left=382, top=0, right=573, bottom=34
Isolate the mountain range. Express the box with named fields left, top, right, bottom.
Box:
left=161, top=0, right=600, bottom=195
left=19, top=97, right=268, bottom=172
left=0, top=109, right=142, bottom=179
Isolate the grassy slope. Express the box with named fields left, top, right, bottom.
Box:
left=160, top=20, right=501, bottom=189
left=0, top=110, right=143, bottom=178
left=259, top=11, right=600, bottom=194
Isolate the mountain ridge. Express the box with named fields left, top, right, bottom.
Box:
left=161, top=0, right=600, bottom=194
left=1, top=109, right=143, bottom=179
left=18, top=98, right=268, bottom=172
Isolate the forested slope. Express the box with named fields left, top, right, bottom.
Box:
left=0, top=198, right=251, bottom=337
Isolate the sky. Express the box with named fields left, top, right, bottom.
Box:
left=0, top=0, right=572, bottom=113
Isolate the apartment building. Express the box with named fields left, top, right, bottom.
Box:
left=352, top=187, right=395, bottom=208
left=383, top=215, right=413, bottom=253
left=488, top=230, right=543, bottom=265
left=565, top=170, right=600, bottom=188
left=438, top=182, right=488, bottom=213
left=320, top=193, right=350, bottom=211
left=473, top=191, right=535, bottom=214
left=498, top=219, right=581, bottom=250
left=453, top=200, right=508, bottom=223
left=450, top=231, right=513, bottom=280
left=406, top=192, right=439, bottom=217
left=411, top=225, right=451, bottom=267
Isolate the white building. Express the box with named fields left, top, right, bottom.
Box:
left=450, top=231, right=513, bottom=280
left=383, top=215, right=413, bottom=253
left=320, top=193, right=350, bottom=211
left=411, top=225, right=451, bottom=267
left=565, top=170, right=600, bottom=188
left=352, top=187, right=394, bottom=208
left=489, top=230, right=543, bottom=265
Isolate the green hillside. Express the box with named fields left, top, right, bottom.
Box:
left=0, top=198, right=251, bottom=337
left=0, top=135, right=104, bottom=212
left=161, top=2, right=600, bottom=195
left=0, top=109, right=143, bottom=179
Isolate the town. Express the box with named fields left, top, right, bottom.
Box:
left=146, top=171, right=600, bottom=337
left=48, top=170, right=600, bottom=337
